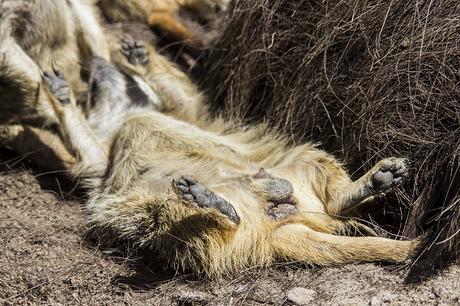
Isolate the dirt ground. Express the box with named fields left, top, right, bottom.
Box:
left=1, top=150, right=459, bottom=306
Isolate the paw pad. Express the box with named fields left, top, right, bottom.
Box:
left=173, top=176, right=240, bottom=224
left=121, top=37, right=149, bottom=66
left=371, top=158, right=408, bottom=192
left=42, top=70, right=71, bottom=104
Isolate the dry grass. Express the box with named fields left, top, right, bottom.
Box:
left=201, top=0, right=460, bottom=281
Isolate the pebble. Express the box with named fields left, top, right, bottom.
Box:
left=286, top=287, right=316, bottom=305
left=369, top=290, right=397, bottom=305
left=174, top=289, right=212, bottom=305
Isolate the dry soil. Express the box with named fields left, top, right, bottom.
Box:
left=1, top=150, right=459, bottom=306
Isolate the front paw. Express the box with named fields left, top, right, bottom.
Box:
left=42, top=70, right=71, bottom=105
left=120, top=37, right=149, bottom=67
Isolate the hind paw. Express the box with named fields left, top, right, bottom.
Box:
left=173, top=176, right=240, bottom=224
left=121, top=37, right=149, bottom=66
left=369, top=158, right=408, bottom=193
left=42, top=70, right=71, bottom=105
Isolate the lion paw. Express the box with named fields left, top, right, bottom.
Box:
left=369, top=157, right=408, bottom=193
left=42, top=70, right=71, bottom=105
left=121, top=37, right=149, bottom=67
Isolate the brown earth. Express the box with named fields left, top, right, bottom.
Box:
left=1, top=150, right=459, bottom=306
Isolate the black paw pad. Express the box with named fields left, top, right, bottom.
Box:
left=371, top=158, right=409, bottom=192
left=121, top=38, right=149, bottom=66
left=173, top=176, right=240, bottom=224
left=42, top=70, right=71, bottom=104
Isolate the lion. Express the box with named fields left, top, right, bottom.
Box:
left=1, top=35, right=417, bottom=278
left=0, top=0, right=418, bottom=276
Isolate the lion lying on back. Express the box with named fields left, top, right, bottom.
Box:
left=0, top=1, right=417, bottom=278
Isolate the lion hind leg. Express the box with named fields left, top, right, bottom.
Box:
left=87, top=190, right=237, bottom=275
left=329, top=157, right=409, bottom=216
left=272, top=224, right=415, bottom=265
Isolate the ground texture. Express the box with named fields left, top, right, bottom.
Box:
left=1, top=153, right=459, bottom=305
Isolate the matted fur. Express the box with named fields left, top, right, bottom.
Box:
left=0, top=0, right=111, bottom=125
left=0, top=0, right=419, bottom=279
left=22, top=48, right=416, bottom=278
left=201, top=0, right=460, bottom=281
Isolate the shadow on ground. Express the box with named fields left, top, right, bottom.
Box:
left=0, top=151, right=459, bottom=305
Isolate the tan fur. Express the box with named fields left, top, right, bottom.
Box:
left=55, top=105, right=416, bottom=277
left=97, top=0, right=229, bottom=23
left=16, top=47, right=415, bottom=278
left=0, top=0, right=111, bottom=124
left=105, top=28, right=206, bottom=123
left=0, top=12, right=417, bottom=278
left=0, top=0, right=169, bottom=124
left=97, top=0, right=227, bottom=50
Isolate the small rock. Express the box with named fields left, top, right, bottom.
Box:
left=370, top=290, right=397, bottom=305
left=233, top=283, right=250, bottom=294
left=286, top=287, right=316, bottom=305
left=370, top=296, right=380, bottom=306
left=174, top=289, right=212, bottom=305
left=63, top=278, right=73, bottom=286
left=71, top=292, right=80, bottom=302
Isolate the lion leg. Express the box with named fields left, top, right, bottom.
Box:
left=0, top=36, right=62, bottom=124
left=71, top=0, right=111, bottom=61
left=86, top=187, right=237, bottom=274
left=328, top=158, right=409, bottom=215
left=275, top=148, right=409, bottom=216
left=84, top=54, right=161, bottom=127
left=148, top=11, right=199, bottom=48
left=272, top=224, right=415, bottom=265
left=41, top=70, right=108, bottom=179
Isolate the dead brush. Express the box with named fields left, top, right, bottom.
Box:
left=201, top=0, right=460, bottom=281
